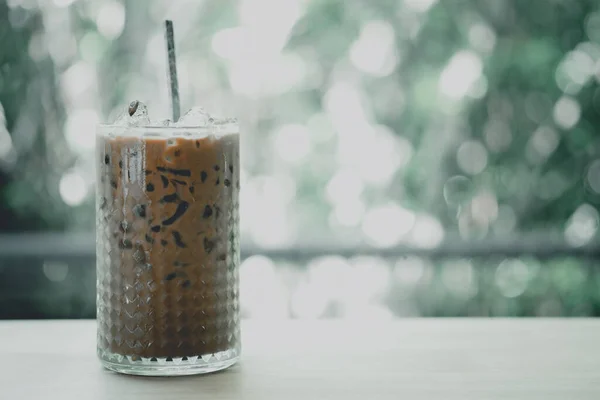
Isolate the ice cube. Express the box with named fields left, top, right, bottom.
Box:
left=128, top=101, right=150, bottom=126
left=211, top=116, right=238, bottom=126
left=175, top=106, right=213, bottom=127
left=150, top=119, right=172, bottom=127
left=112, top=100, right=150, bottom=127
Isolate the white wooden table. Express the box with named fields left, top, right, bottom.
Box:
left=0, top=320, right=599, bottom=399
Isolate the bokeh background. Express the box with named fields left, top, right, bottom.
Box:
left=0, top=0, right=599, bottom=318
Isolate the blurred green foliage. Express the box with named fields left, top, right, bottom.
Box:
left=0, top=0, right=599, bottom=317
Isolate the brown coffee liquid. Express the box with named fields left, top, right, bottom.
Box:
left=96, top=132, right=240, bottom=359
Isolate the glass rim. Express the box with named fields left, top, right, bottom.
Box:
left=96, top=121, right=239, bottom=137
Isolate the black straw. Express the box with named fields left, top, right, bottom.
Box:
left=164, top=20, right=180, bottom=122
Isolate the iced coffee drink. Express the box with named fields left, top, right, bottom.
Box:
left=96, top=102, right=240, bottom=375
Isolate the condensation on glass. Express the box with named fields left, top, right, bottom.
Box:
left=95, top=122, right=240, bottom=376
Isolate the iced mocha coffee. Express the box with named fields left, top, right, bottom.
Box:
left=96, top=103, right=240, bottom=373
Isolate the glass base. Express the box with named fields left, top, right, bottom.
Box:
left=98, top=348, right=240, bottom=376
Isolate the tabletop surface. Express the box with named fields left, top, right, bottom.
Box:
left=0, top=319, right=599, bottom=399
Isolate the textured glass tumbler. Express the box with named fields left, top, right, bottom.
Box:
left=95, top=122, right=240, bottom=376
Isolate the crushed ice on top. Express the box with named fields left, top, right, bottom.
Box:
left=112, top=101, right=237, bottom=128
